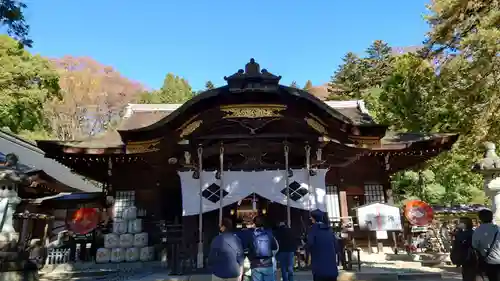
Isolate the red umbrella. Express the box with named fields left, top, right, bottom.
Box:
left=69, top=208, right=99, bottom=234
left=404, top=200, right=434, bottom=226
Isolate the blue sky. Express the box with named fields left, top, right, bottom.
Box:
left=23, top=0, right=430, bottom=91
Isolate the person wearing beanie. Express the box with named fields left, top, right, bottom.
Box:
left=307, top=209, right=339, bottom=281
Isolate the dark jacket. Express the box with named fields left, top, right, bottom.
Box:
left=274, top=225, right=297, bottom=253
left=208, top=232, right=244, bottom=278
left=307, top=210, right=339, bottom=277
left=451, top=228, right=474, bottom=266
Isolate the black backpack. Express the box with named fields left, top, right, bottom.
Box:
left=451, top=237, right=473, bottom=266
left=249, top=229, right=273, bottom=259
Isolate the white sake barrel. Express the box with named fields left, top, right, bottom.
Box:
left=124, top=206, right=137, bottom=220
left=119, top=233, right=134, bottom=248
left=96, top=248, right=110, bottom=263
left=110, top=248, right=124, bottom=263
left=104, top=233, right=119, bottom=249
left=133, top=232, right=148, bottom=247
left=125, top=247, right=139, bottom=262
left=113, top=219, right=127, bottom=234
left=128, top=219, right=142, bottom=234
left=140, top=246, right=154, bottom=261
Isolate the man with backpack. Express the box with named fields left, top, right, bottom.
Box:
left=247, top=215, right=279, bottom=281
left=208, top=218, right=245, bottom=281
left=473, top=209, right=500, bottom=281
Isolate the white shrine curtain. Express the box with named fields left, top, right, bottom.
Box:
left=178, top=169, right=328, bottom=216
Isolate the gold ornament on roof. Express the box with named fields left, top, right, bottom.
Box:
left=179, top=120, right=203, bottom=138
left=126, top=138, right=161, bottom=154
left=220, top=105, right=286, bottom=119
left=305, top=117, right=327, bottom=135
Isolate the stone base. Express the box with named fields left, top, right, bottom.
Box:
left=0, top=232, right=19, bottom=251
left=0, top=270, right=38, bottom=281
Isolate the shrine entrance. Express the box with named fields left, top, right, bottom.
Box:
left=230, top=194, right=269, bottom=228
left=225, top=193, right=311, bottom=233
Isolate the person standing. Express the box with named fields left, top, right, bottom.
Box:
left=473, top=209, right=500, bottom=281
left=274, top=222, right=297, bottom=281
left=247, top=215, right=279, bottom=281
left=208, top=218, right=245, bottom=281
left=451, top=217, right=477, bottom=281
left=307, top=209, right=339, bottom=281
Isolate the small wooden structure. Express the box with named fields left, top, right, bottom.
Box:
left=35, top=59, right=458, bottom=266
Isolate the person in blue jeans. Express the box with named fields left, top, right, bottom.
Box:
left=246, top=215, right=279, bottom=281
left=274, top=222, right=297, bottom=281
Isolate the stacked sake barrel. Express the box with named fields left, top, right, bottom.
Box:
left=96, top=206, right=154, bottom=263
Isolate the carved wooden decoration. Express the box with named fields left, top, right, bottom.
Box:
left=220, top=105, right=286, bottom=119
left=304, top=117, right=327, bottom=135
left=126, top=138, right=162, bottom=154
left=348, top=136, right=380, bottom=146
left=179, top=120, right=203, bottom=138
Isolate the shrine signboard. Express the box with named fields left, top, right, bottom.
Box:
left=356, top=202, right=402, bottom=231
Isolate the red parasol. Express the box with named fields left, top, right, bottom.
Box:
left=404, top=200, right=434, bottom=226
left=69, top=208, right=99, bottom=234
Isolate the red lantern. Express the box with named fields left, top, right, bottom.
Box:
left=404, top=200, right=434, bottom=226
left=69, top=208, right=99, bottom=234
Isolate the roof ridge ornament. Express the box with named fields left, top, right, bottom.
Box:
left=224, top=58, right=282, bottom=92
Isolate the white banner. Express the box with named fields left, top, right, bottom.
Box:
left=178, top=169, right=328, bottom=216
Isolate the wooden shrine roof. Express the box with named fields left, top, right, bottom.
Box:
left=119, top=100, right=375, bottom=132
left=36, top=100, right=457, bottom=154
left=35, top=100, right=378, bottom=151
left=35, top=59, right=458, bottom=160
left=0, top=130, right=100, bottom=192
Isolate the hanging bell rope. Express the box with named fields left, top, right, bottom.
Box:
left=305, top=144, right=312, bottom=211
left=284, top=143, right=291, bottom=227
left=219, top=143, right=224, bottom=225
left=196, top=145, right=204, bottom=268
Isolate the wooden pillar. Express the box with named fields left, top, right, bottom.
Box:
left=339, top=188, right=349, bottom=222
left=384, top=178, right=398, bottom=254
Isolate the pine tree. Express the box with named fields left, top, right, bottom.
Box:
left=205, top=80, right=215, bottom=90
left=303, top=80, right=313, bottom=91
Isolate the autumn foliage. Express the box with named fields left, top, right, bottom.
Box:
left=48, top=56, right=144, bottom=140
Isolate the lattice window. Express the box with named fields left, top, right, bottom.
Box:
left=113, top=191, right=135, bottom=218
left=281, top=181, right=309, bottom=201
left=364, top=183, right=385, bottom=203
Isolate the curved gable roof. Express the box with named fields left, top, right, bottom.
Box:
left=118, top=85, right=359, bottom=135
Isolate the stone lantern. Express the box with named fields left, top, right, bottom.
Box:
left=473, top=142, right=500, bottom=224
left=0, top=154, right=25, bottom=251
left=0, top=153, right=39, bottom=280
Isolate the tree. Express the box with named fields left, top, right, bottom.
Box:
left=289, top=81, right=299, bottom=88
left=423, top=0, right=499, bottom=55
left=205, top=80, right=215, bottom=90
left=424, top=0, right=500, bottom=145
left=0, top=0, right=31, bottom=46
left=139, top=73, right=194, bottom=104
left=48, top=56, right=143, bottom=140
left=0, top=35, right=60, bottom=135
left=303, top=80, right=313, bottom=91
left=325, top=31, right=495, bottom=204
left=328, top=52, right=367, bottom=100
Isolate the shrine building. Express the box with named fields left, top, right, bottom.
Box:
left=35, top=59, right=458, bottom=264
